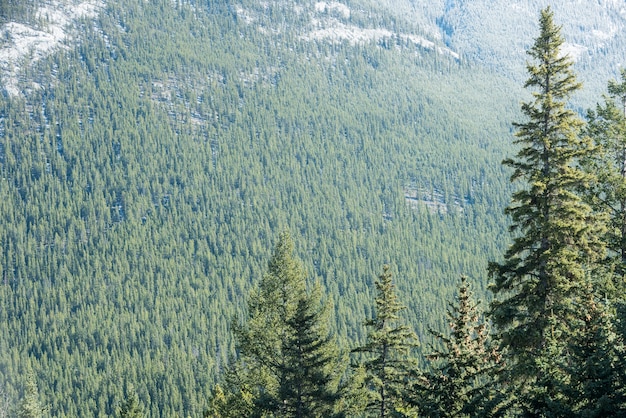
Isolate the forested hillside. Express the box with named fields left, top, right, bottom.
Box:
left=0, top=0, right=620, bottom=416
left=373, top=0, right=626, bottom=104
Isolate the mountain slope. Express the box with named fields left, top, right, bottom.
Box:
left=0, top=0, right=615, bottom=416
left=374, top=0, right=626, bottom=102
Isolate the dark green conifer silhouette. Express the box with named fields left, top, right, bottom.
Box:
left=488, top=7, right=606, bottom=414
left=352, top=265, right=418, bottom=417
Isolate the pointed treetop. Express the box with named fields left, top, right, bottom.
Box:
left=524, top=6, right=581, bottom=98
left=372, top=264, right=406, bottom=327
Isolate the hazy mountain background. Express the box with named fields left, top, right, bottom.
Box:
left=0, top=0, right=623, bottom=415
left=372, top=0, right=626, bottom=101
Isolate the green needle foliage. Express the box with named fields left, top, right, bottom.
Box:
left=585, top=69, right=626, bottom=282
left=235, top=230, right=308, bottom=382
left=280, top=292, right=342, bottom=417
left=9, top=0, right=626, bottom=415
left=352, top=265, right=419, bottom=417
left=214, top=231, right=342, bottom=417
left=488, top=7, right=606, bottom=414
left=204, top=366, right=255, bottom=418
left=414, top=276, right=502, bottom=417
left=17, top=372, right=45, bottom=418
left=0, top=0, right=518, bottom=414
left=565, top=289, right=626, bottom=416
left=118, top=389, right=143, bottom=418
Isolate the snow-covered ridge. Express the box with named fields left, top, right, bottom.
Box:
left=0, top=0, right=103, bottom=97
left=235, top=1, right=458, bottom=59
left=303, top=23, right=459, bottom=59
left=307, top=1, right=458, bottom=59
left=314, top=2, right=350, bottom=19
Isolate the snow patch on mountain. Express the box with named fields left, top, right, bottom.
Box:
left=303, top=22, right=458, bottom=58
left=305, top=2, right=458, bottom=58
left=561, top=42, right=588, bottom=61
left=314, top=2, right=350, bottom=19
left=0, top=0, right=103, bottom=97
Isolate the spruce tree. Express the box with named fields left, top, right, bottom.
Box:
left=219, top=231, right=342, bottom=417
left=565, top=289, right=626, bottom=416
left=17, top=372, right=45, bottom=418
left=205, top=375, right=254, bottom=418
left=585, top=69, right=626, bottom=280
left=280, top=289, right=341, bottom=417
left=414, top=276, right=502, bottom=417
left=118, top=389, right=143, bottom=418
left=488, top=7, right=606, bottom=414
left=352, top=265, right=419, bottom=417
left=235, top=229, right=307, bottom=398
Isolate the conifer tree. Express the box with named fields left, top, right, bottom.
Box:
left=585, top=69, right=626, bottom=280
left=235, top=230, right=307, bottom=396
left=204, top=366, right=255, bottom=418
left=118, top=389, right=143, bottom=418
left=352, top=265, right=418, bottom=417
left=488, top=7, right=606, bottom=414
left=414, top=276, right=502, bottom=417
left=280, top=289, right=341, bottom=417
left=565, top=289, right=626, bottom=416
left=217, top=231, right=342, bottom=417
left=17, top=372, right=45, bottom=418
left=337, top=365, right=370, bottom=417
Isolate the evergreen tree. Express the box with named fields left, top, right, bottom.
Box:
left=204, top=367, right=255, bottom=418
left=17, top=372, right=45, bottom=418
left=220, top=231, right=342, bottom=417
left=414, top=276, right=502, bottom=417
left=337, top=365, right=370, bottom=417
left=565, top=288, right=626, bottom=416
left=352, top=265, right=419, bottom=417
left=488, top=7, right=606, bottom=414
left=280, top=289, right=341, bottom=417
left=585, top=69, right=626, bottom=281
left=118, top=389, right=143, bottom=418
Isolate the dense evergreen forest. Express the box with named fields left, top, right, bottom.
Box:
left=205, top=7, right=626, bottom=417
left=0, top=0, right=624, bottom=416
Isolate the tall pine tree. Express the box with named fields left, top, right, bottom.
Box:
left=213, top=231, right=342, bottom=418
left=279, top=289, right=341, bottom=417
left=488, top=7, right=606, bottom=415
left=352, top=265, right=419, bottom=417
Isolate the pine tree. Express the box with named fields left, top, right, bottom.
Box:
left=221, top=231, right=342, bottom=417
left=280, top=289, right=341, bottom=417
left=585, top=69, right=626, bottom=281
left=337, top=365, right=370, bottom=417
left=118, top=389, right=143, bottom=418
left=17, top=372, right=45, bottom=418
left=488, top=7, right=606, bottom=414
left=352, top=265, right=419, bottom=417
left=234, top=230, right=307, bottom=402
left=565, top=288, right=626, bottom=416
left=205, top=376, right=254, bottom=418
left=414, top=276, right=502, bottom=417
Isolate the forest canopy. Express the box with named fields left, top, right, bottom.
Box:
left=0, top=0, right=624, bottom=416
